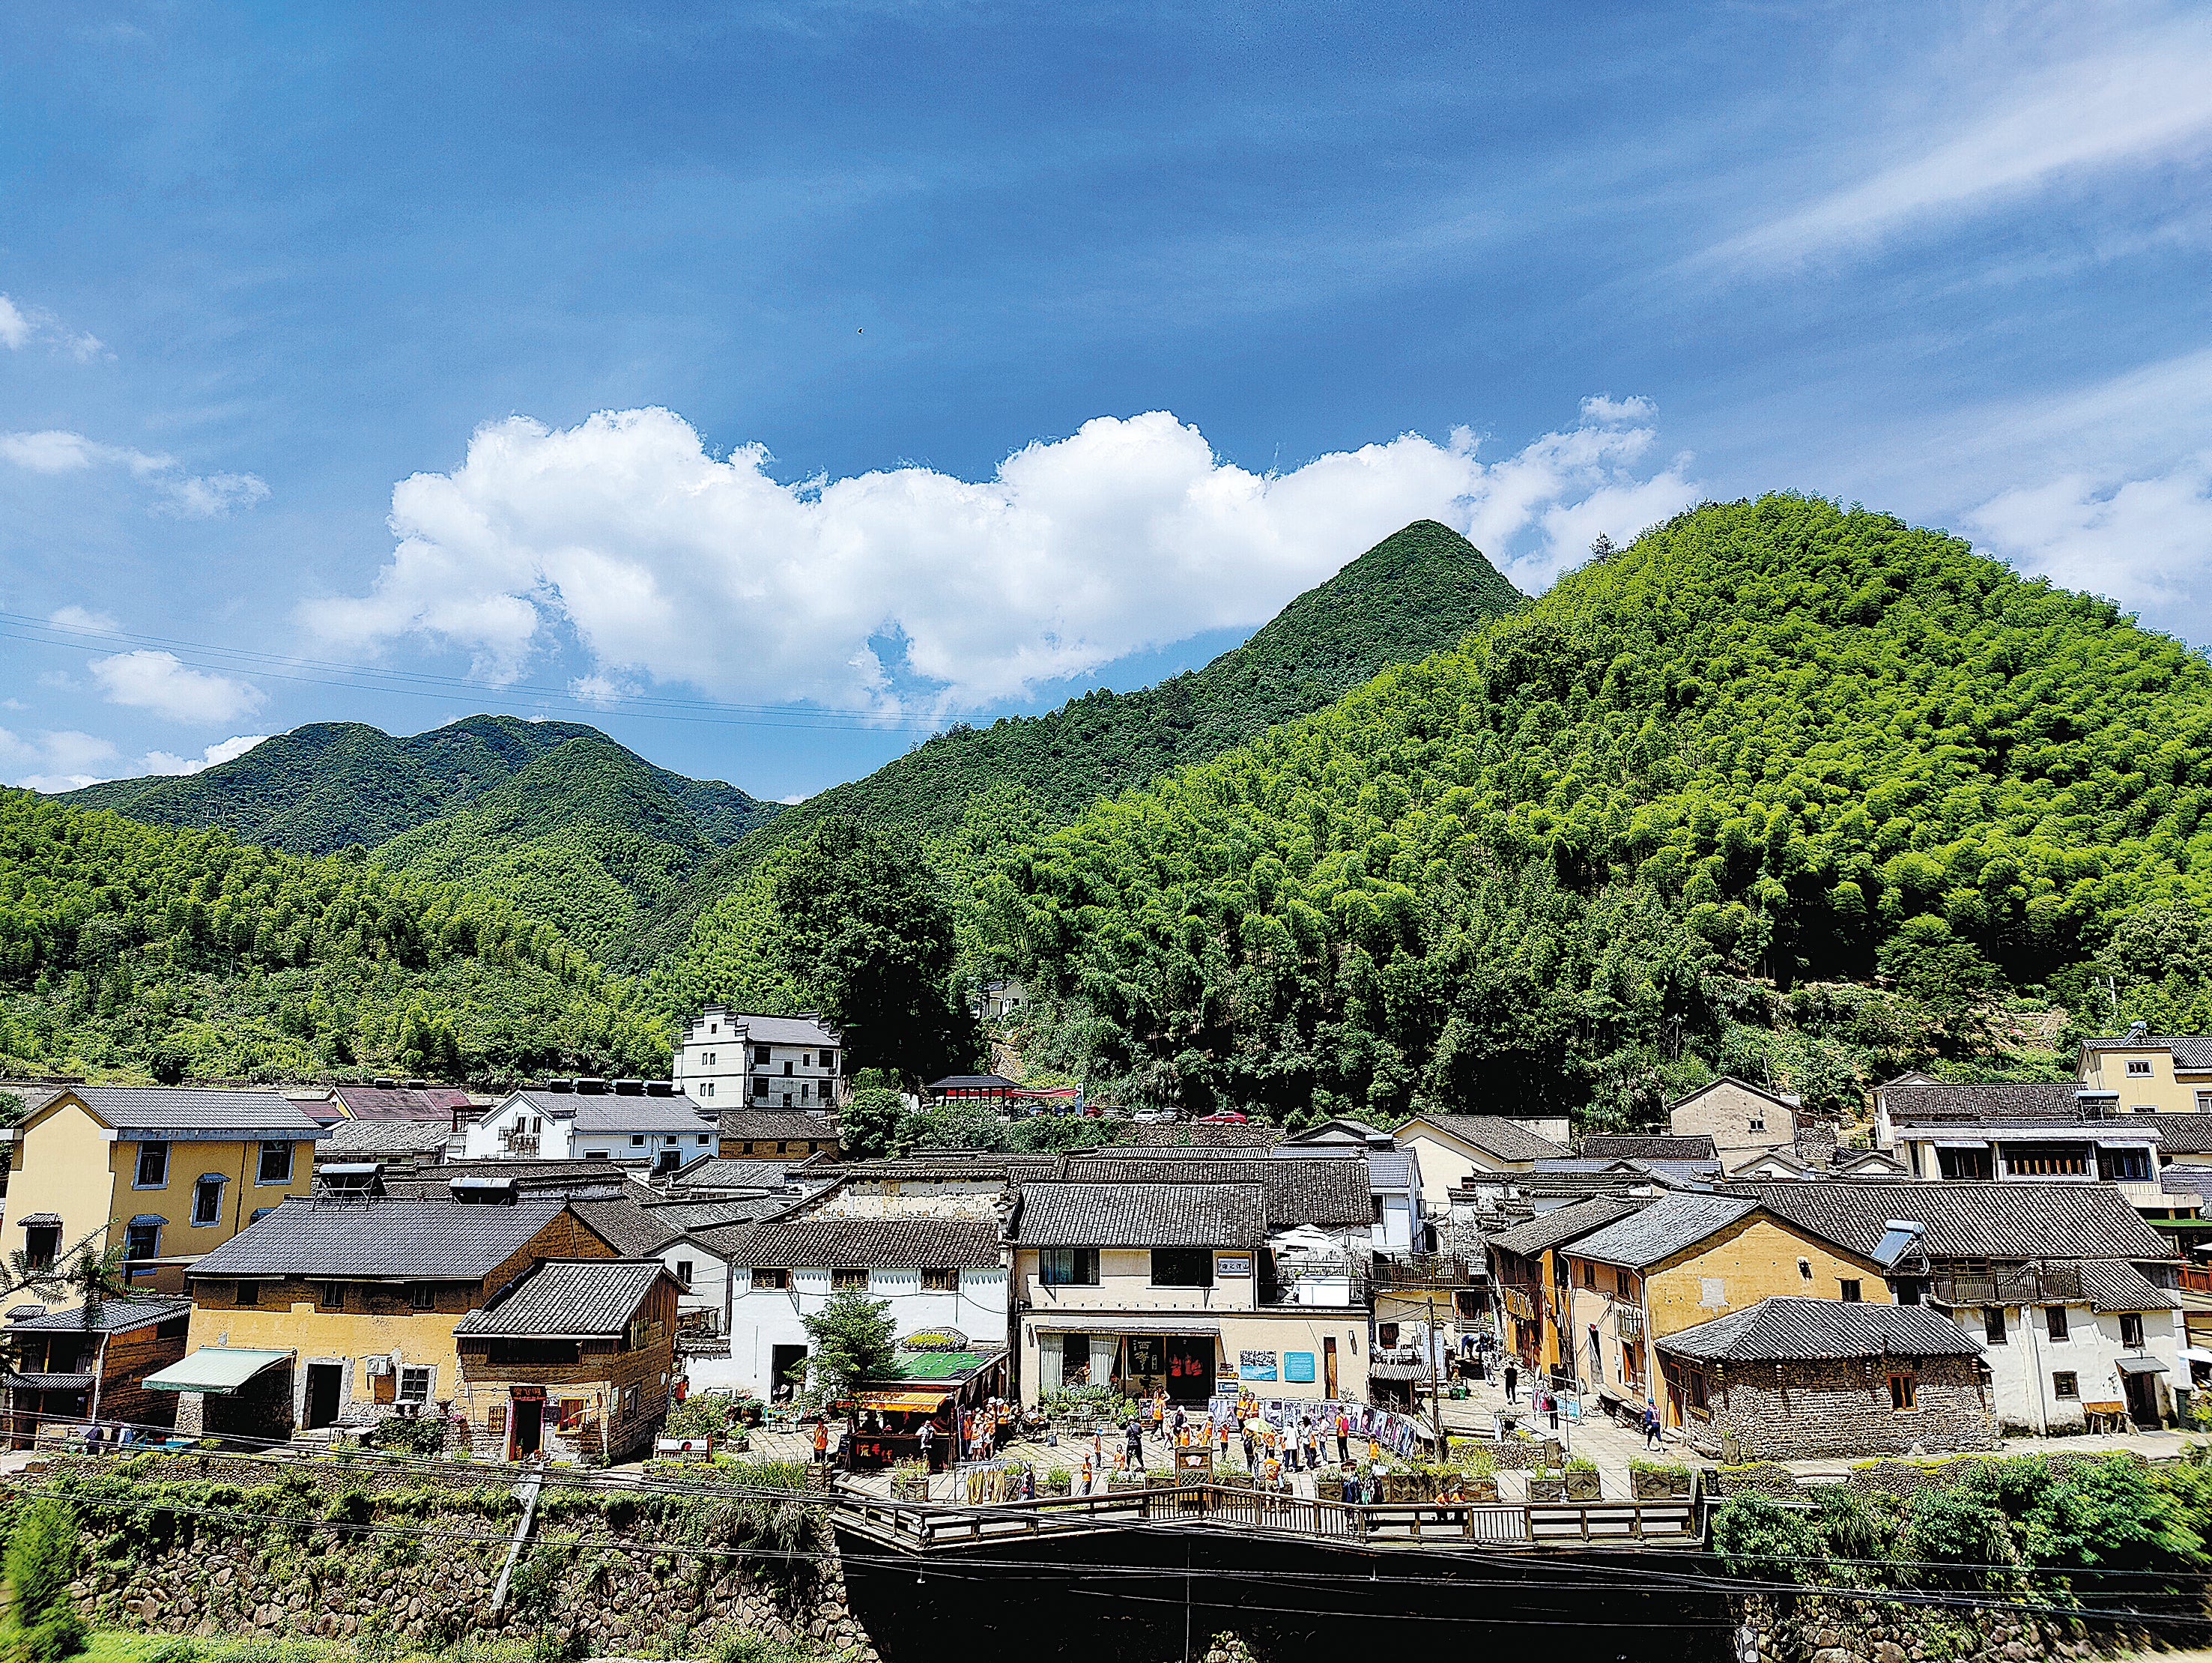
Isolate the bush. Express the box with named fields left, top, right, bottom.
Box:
left=369, top=1413, right=446, bottom=1455
left=4, top=1499, right=85, bottom=1663
left=664, top=1395, right=733, bottom=1441
left=1711, top=1494, right=1821, bottom=1582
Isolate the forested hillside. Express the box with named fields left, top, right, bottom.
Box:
left=0, top=790, right=665, bottom=1083
left=641, top=519, right=1521, bottom=980
left=984, top=494, right=2212, bottom=1128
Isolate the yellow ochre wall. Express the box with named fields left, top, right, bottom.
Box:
left=13, top=1100, right=118, bottom=1259
left=2078, top=1045, right=2211, bottom=1115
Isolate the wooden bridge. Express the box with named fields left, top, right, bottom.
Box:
left=831, top=1482, right=1701, bottom=1556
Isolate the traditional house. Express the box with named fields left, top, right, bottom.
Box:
left=1561, top=1193, right=1895, bottom=1429
left=323, top=1120, right=453, bottom=1165
left=673, top=1009, right=843, bottom=1111
left=1656, top=1298, right=1996, bottom=1461
left=2076, top=1025, right=2212, bottom=1114
left=1579, top=1135, right=1718, bottom=1163
left=9, top=1088, right=329, bottom=1289
left=1745, top=1181, right=2184, bottom=1433
left=1273, top=1127, right=1423, bottom=1249
left=171, top=1193, right=624, bottom=1442
left=1727, top=1147, right=1907, bottom=1181
left=450, top=1258, right=681, bottom=1462
left=1005, top=1181, right=1369, bottom=1408
left=1484, top=1196, right=1650, bottom=1375
left=1, top=1297, right=191, bottom=1444
left=1666, top=1079, right=1799, bottom=1160
left=1873, top=1082, right=2169, bottom=1212
left=1394, top=1116, right=1572, bottom=1216
left=463, top=1083, right=718, bottom=1170
left=324, top=1082, right=478, bottom=1124
left=716, top=1112, right=843, bottom=1161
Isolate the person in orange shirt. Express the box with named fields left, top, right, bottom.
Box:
left=813, top=1420, right=829, bottom=1465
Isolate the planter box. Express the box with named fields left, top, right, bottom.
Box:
left=1315, top=1474, right=1344, bottom=1503
left=1382, top=1475, right=1424, bottom=1503
left=1525, top=1475, right=1565, bottom=1503
left=1464, top=1478, right=1500, bottom=1503
left=1039, top=1476, right=1072, bottom=1497
left=891, top=1472, right=929, bottom=1500
left=1631, top=1470, right=1691, bottom=1500
left=1565, top=1469, right=1602, bottom=1501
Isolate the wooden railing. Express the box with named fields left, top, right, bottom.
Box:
left=829, top=1484, right=1699, bottom=1554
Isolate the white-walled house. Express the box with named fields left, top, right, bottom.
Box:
left=710, top=1216, right=1008, bottom=1399
left=1273, top=1133, right=1422, bottom=1250
left=672, top=1008, right=843, bottom=1111
left=464, top=1085, right=718, bottom=1172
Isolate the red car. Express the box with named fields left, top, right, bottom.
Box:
left=1194, top=1110, right=1247, bottom=1124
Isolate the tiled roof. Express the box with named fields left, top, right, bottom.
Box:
left=687, top=1010, right=840, bottom=1048
left=1566, top=1194, right=1763, bottom=1270
left=2154, top=1115, right=2212, bottom=1155
left=188, top=1196, right=575, bottom=1279
left=1536, top=1157, right=1724, bottom=1179
left=330, top=1085, right=473, bottom=1121
left=6, top=1297, right=189, bottom=1334
left=1061, top=1153, right=1371, bottom=1228
left=1672, top=1076, right=1800, bottom=1111
left=1656, top=1297, right=1984, bottom=1363
left=1580, top=1134, right=1718, bottom=1161
left=379, top=1160, right=634, bottom=1200
left=1405, top=1115, right=1572, bottom=1163
left=721, top=1216, right=1005, bottom=1269
left=646, top=1198, right=788, bottom=1235
left=324, top=1119, right=452, bottom=1158
left=1118, top=1122, right=1279, bottom=1148
left=2078, top=1260, right=2183, bottom=1312
left=45, top=1087, right=328, bottom=1139
left=1486, top=1196, right=1648, bottom=1258
left=454, top=1259, right=670, bottom=1337
left=1882, top=1082, right=2087, bottom=1120
left=1739, top=1181, right=2175, bottom=1264
left=2083, top=1033, right=2212, bottom=1068
left=1011, top=1181, right=1266, bottom=1249
left=569, top=1100, right=718, bottom=1136
left=666, top=1157, right=804, bottom=1190
left=715, top=1112, right=841, bottom=1141
left=572, top=1196, right=680, bottom=1258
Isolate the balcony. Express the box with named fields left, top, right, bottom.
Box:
left=1929, top=1261, right=2083, bottom=1307
left=1612, top=1303, right=1646, bottom=1345
left=500, top=1133, right=540, bottom=1155
left=1371, top=1254, right=1479, bottom=1291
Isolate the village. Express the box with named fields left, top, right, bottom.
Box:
left=2, top=1007, right=2208, bottom=1520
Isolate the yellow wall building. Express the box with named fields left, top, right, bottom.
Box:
left=10, top=1088, right=327, bottom=1284
left=2078, top=1029, right=2212, bottom=1115
left=1394, top=1115, right=1570, bottom=1216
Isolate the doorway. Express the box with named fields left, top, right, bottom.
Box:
left=509, top=1396, right=543, bottom=1459
left=1164, top=1336, right=1213, bottom=1403
left=2123, top=1369, right=2160, bottom=1429
left=1323, top=1337, right=1339, bottom=1399
left=303, top=1363, right=343, bottom=1430
left=771, top=1343, right=809, bottom=1401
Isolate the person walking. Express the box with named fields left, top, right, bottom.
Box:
left=1548, top=1389, right=1561, bottom=1434
left=1126, top=1414, right=1145, bottom=1473
left=1643, top=1399, right=1663, bottom=1450
left=813, top=1420, right=829, bottom=1467
left=1503, top=1362, right=1519, bottom=1405
left=918, top=1419, right=935, bottom=1469
left=1336, top=1409, right=1350, bottom=1464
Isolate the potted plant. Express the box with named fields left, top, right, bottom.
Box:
left=1040, top=1467, right=1073, bottom=1497
left=1315, top=1470, right=1345, bottom=1503
left=1564, top=1457, right=1601, bottom=1501
left=1525, top=1467, right=1566, bottom=1503
left=891, top=1459, right=930, bottom=1500
left=1630, top=1458, right=1691, bottom=1500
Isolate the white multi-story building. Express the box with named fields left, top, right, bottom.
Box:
left=463, top=1082, right=719, bottom=1172
left=671, top=1008, right=843, bottom=1112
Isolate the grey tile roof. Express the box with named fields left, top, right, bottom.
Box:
left=2078, top=1260, right=2183, bottom=1312
left=2083, top=1034, right=2212, bottom=1068
left=1486, top=1196, right=1649, bottom=1258
left=188, top=1196, right=575, bottom=1279
left=2155, top=1115, right=2212, bottom=1155
left=572, top=1196, right=680, bottom=1258
left=1363, top=1151, right=1415, bottom=1192
left=49, top=1087, right=328, bottom=1139
left=325, top=1119, right=452, bottom=1158
left=692, top=1011, right=840, bottom=1048
left=1536, top=1157, right=1724, bottom=1179
left=1740, top=1181, right=2176, bottom=1264
left=1406, top=1115, right=1572, bottom=1162
left=453, top=1259, right=671, bottom=1338
left=1580, top=1134, right=1719, bottom=1161
left=720, top=1216, right=1005, bottom=1269
left=1566, top=1194, right=1763, bottom=1270
left=379, top=1160, right=634, bottom=1200
left=7, top=1297, right=190, bottom=1334
left=569, top=1100, right=719, bottom=1136
left=1656, top=1297, right=1984, bottom=1363
left=1882, top=1082, right=2088, bottom=1119
left=667, top=1157, right=803, bottom=1190
left=715, top=1112, right=841, bottom=1141
left=646, top=1197, right=789, bottom=1233
left=1011, top=1181, right=1266, bottom=1249
left=1061, top=1153, right=1371, bottom=1228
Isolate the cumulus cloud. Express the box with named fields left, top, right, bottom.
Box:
left=47, top=605, right=121, bottom=635
left=0, top=293, right=104, bottom=360
left=88, top=649, right=265, bottom=724
left=140, top=733, right=268, bottom=776
left=0, top=297, right=26, bottom=351
left=305, top=401, right=1697, bottom=713
left=0, top=727, right=120, bottom=793
left=1964, top=455, right=2212, bottom=631
left=0, top=428, right=267, bottom=518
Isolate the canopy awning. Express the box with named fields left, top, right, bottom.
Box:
left=2116, top=1354, right=2169, bottom=1375
left=4, top=1372, right=92, bottom=1392
left=859, top=1388, right=954, bottom=1413
left=2181, top=1348, right=2212, bottom=1367
left=1025, top=1315, right=1221, bottom=1334
left=14, top=1214, right=59, bottom=1228
left=142, top=1347, right=291, bottom=1395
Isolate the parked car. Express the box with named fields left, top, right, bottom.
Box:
left=1132, top=1107, right=1175, bottom=1124
left=1194, top=1110, right=1247, bottom=1124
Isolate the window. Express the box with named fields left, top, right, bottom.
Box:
left=622, top=1384, right=640, bottom=1420
left=1982, top=1307, right=2007, bottom=1344
left=1897, top=1279, right=1923, bottom=1306
left=1687, top=1367, right=1708, bottom=1411
left=1839, top=1280, right=1862, bottom=1303
left=2198, top=1091, right=2212, bottom=1112
left=801, top=1082, right=810, bottom=1100
left=1151, top=1249, right=1213, bottom=1287
left=319, top=1282, right=347, bottom=1311
left=399, top=1366, right=433, bottom=1404
left=2002, top=1143, right=2088, bottom=1177
left=782, top=1093, right=793, bottom=1107
left=1616, top=1268, right=1634, bottom=1299
left=2100, top=1147, right=2154, bottom=1183
left=1748, top=1113, right=1765, bottom=1132
left=410, top=1283, right=437, bottom=1312
left=1581, top=1261, right=1596, bottom=1291
left=125, top=1221, right=161, bottom=1260
left=136, top=1142, right=169, bottom=1188
left=1889, top=1372, right=1918, bottom=1411
left=1587, top=1324, right=1602, bottom=1378
left=921, top=1267, right=959, bottom=1291
left=802, top=1051, right=813, bottom=1067
left=2046, top=1305, right=2070, bottom=1342
left=191, top=1175, right=225, bottom=1228
left=631, top=1134, right=646, bottom=1147
left=675, top=1260, right=694, bottom=1289
left=754, top=1046, right=769, bottom=1065
left=831, top=1267, right=869, bottom=1290
left=22, top=1225, right=58, bottom=1270
left=257, top=1140, right=293, bottom=1184
left=752, top=1268, right=790, bottom=1290
left=2052, top=1371, right=2079, bottom=1399
left=1797, top=1258, right=1812, bottom=1281
left=1039, top=1248, right=1100, bottom=1286
left=697, top=1134, right=712, bottom=1146
left=249, top=1207, right=276, bottom=1223
left=2127, top=1059, right=2154, bottom=1076
left=2121, top=1312, right=2145, bottom=1347
left=1936, top=1146, right=1995, bottom=1180
left=784, top=1061, right=793, bottom=1076
left=584, top=1151, right=610, bottom=1160
left=235, top=1280, right=259, bottom=1306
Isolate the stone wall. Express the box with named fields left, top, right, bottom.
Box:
left=1738, top=1590, right=2114, bottom=1663
left=1688, top=1355, right=1997, bottom=1463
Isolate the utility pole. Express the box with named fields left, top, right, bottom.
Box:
left=1426, top=1288, right=1444, bottom=1453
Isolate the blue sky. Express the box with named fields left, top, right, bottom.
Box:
left=3, top=1, right=2209, bottom=800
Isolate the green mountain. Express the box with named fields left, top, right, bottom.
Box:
left=0, top=788, right=666, bottom=1085
left=986, top=494, right=2212, bottom=1129
left=57, top=714, right=778, bottom=861
left=637, top=519, right=1521, bottom=970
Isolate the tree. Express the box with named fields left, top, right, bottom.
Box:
left=764, top=818, right=980, bottom=1079
left=838, top=1087, right=906, bottom=1161
left=147, top=1035, right=190, bottom=1086
left=797, top=1287, right=897, bottom=1456
left=4, top=1497, right=85, bottom=1663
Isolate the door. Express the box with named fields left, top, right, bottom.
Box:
left=510, top=1397, right=543, bottom=1459
left=1164, top=1336, right=1213, bottom=1403
left=303, top=1363, right=342, bottom=1430
left=2123, top=1369, right=2159, bottom=1428
left=771, top=1344, right=808, bottom=1400
left=1323, top=1337, right=1339, bottom=1399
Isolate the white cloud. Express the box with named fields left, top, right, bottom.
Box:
left=1964, top=455, right=2212, bottom=631
left=1713, top=13, right=2212, bottom=267
left=139, top=734, right=268, bottom=776
left=47, top=605, right=121, bottom=635
left=87, top=650, right=265, bottom=724
left=0, top=293, right=105, bottom=360
left=0, top=727, right=120, bottom=793
left=0, top=428, right=267, bottom=518
left=306, top=401, right=1697, bottom=713
left=0, top=297, right=26, bottom=351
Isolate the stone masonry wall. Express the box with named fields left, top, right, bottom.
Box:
left=1691, top=1357, right=1996, bottom=1463
left=1738, top=1590, right=2118, bottom=1663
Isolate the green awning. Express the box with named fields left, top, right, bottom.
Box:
left=142, top=1347, right=291, bottom=1395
